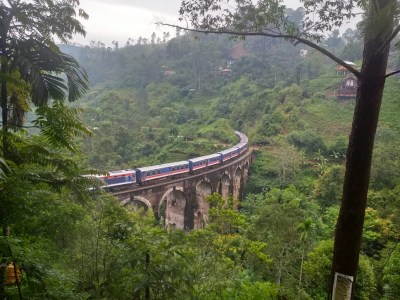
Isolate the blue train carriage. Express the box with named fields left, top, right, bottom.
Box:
left=88, top=169, right=136, bottom=189
left=235, top=130, right=248, bottom=144
left=136, top=161, right=190, bottom=185
left=218, top=146, right=240, bottom=163
left=188, top=153, right=222, bottom=172
left=237, top=142, right=248, bottom=154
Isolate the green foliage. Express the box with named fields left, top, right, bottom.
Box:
left=368, top=185, right=400, bottom=229
left=34, top=101, right=92, bottom=152
left=304, top=240, right=376, bottom=300
left=207, top=193, right=246, bottom=234
left=0, top=0, right=88, bottom=122
left=313, top=165, right=345, bottom=208
left=287, top=130, right=326, bottom=154
left=220, top=281, right=281, bottom=299
left=243, top=186, right=322, bottom=295
left=362, top=208, right=390, bottom=259
left=382, top=243, right=400, bottom=299
left=269, top=140, right=304, bottom=185
left=2, top=4, right=400, bottom=297
left=197, top=119, right=237, bottom=143
left=370, top=126, right=400, bottom=189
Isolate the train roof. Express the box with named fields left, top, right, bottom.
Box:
left=84, top=169, right=135, bottom=178
left=235, top=131, right=248, bottom=143
left=137, top=161, right=189, bottom=172
left=107, top=169, right=136, bottom=176
left=188, top=153, right=221, bottom=163
left=218, top=146, right=239, bottom=155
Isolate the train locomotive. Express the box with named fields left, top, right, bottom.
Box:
left=93, top=131, right=248, bottom=189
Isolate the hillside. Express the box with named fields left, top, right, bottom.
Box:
left=5, top=2, right=400, bottom=299
left=59, top=30, right=400, bottom=299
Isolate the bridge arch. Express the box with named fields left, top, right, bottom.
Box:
left=195, top=179, right=212, bottom=229
left=123, top=195, right=152, bottom=212
left=159, top=187, right=187, bottom=230
left=233, top=166, right=242, bottom=201
left=218, top=171, right=231, bottom=199
left=243, top=161, right=250, bottom=182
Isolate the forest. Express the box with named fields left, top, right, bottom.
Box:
left=1, top=0, right=400, bottom=299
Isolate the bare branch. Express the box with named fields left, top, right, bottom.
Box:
left=384, top=69, right=400, bottom=78
left=378, top=24, right=400, bottom=54
left=5, top=123, right=39, bottom=129
left=158, top=23, right=361, bottom=78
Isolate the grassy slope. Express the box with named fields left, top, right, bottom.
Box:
left=246, top=69, right=400, bottom=194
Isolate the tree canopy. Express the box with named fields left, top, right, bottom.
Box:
left=164, top=0, right=400, bottom=297
left=0, top=0, right=89, bottom=135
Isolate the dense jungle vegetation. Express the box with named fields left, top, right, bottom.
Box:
left=2, top=3, right=400, bottom=299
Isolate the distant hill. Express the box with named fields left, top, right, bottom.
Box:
left=60, top=31, right=400, bottom=193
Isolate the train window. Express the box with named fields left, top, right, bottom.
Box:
left=147, top=171, right=150, bottom=176
left=172, top=167, right=175, bottom=171
left=157, top=170, right=160, bottom=174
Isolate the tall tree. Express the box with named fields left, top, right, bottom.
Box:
left=0, top=0, right=88, bottom=144
left=0, top=1, right=88, bottom=296
left=165, top=0, right=399, bottom=297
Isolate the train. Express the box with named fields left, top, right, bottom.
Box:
left=91, top=131, right=248, bottom=189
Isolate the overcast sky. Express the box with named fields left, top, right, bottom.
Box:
left=73, top=0, right=334, bottom=47
left=72, top=0, right=185, bottom=46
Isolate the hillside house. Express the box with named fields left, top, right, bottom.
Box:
left=335, top=75, right=358, bottom=99
left=300, top=49, right=308, bottom=57
left=219, top=67, right=232, bottom=75
left=161, top=65, right=176, bottom=76
left=336, top=61, right=356, bottom=76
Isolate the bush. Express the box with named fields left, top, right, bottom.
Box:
left=286, top=130, right=326, bottom=153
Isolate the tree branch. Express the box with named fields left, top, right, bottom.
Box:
left=158, top=23, right=361, bottom=78
left=384, top=69, right=400, bottom=78
left=4, top=123, right=39, bottom=129
left=378, top=24, right=400, bottom=54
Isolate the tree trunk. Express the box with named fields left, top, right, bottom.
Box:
left=1, top=61, right=8, bottom=153
left=330, top=0, right=395, bottom=298
left=0, top=52, right=9, bottom=300
left=145, top=252, right=150, bottom=300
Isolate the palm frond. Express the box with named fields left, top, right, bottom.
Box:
left=9, top=39, right=88, bottom=106
left=33, top=100, right=92, bottom=152
left=0, top=157, right=10, bottom=180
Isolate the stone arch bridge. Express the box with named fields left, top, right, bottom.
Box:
left=112, top=150, right=253, bottom=231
